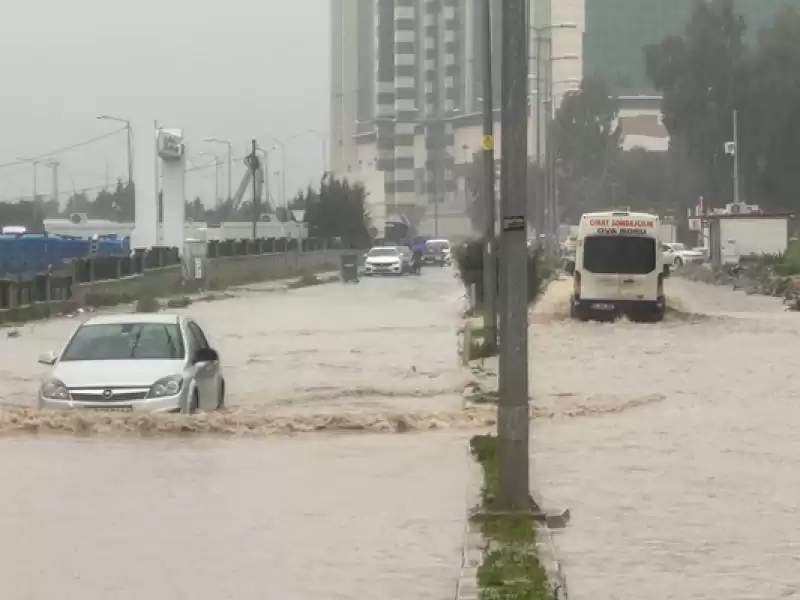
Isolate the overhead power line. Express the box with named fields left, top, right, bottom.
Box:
left=0, top=128, right=128, bottom=171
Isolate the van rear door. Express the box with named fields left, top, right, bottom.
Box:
left=583, top=236, right=658, bottom=300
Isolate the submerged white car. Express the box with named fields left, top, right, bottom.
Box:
left=363, top=246, right=406, bottom=275
left=37, top=313, right=225, bottom=414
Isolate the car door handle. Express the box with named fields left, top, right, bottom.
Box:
left=622, top=279, right=634, bottom=284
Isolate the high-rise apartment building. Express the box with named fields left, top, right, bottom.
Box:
left=330, top=0, right=582, bottom=235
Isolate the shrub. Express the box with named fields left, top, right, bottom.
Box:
left=453, top=240, right=554, bottom=307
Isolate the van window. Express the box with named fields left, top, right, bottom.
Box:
left=583, top=236, right=656, bottom=274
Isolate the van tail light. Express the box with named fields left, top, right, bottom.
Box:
left=573, top=271, right=581, bottom=296
left=657, top=273, right=664, bottom=296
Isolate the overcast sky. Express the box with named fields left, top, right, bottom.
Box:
left=0, top=0, right=329, bottom=207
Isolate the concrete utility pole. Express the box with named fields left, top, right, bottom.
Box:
left=45, top=159, right=60, bottom=204
left=498, top=0, right=531, bottom=511
left=482, top=0, right=498, bottom=352
left=733, top=109, right=741, bottom=205
left=250, top=138, right=259, bottom=240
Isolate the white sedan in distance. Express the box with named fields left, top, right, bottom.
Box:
left=363, top=246, right=407, bottom=275
left=37, top=313, right=225, bottom=414
left=662, top=242, right=705, bottom=268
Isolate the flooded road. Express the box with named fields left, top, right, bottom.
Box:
left=531, top=277, right=800, bottom=600
left=0, top=268, right=476, bottom=599
left=1, top=268, right=468, bottom=417
left=0, top=433, right=474, bottom=599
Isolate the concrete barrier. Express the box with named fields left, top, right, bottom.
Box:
left=0, top=250, right=344, bottom=324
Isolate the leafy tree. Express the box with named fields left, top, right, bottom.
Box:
left=291, top=174, right=370, bottom=247
left=741, top=6, right=800, bottom=209
left=551, top=77, right=621, bottom=182
left=644, top=0, right=748, bottom=207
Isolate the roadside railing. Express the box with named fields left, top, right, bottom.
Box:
left=0, top=236, right=341, bottom=311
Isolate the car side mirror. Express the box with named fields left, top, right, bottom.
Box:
left=663, top=264, right=671, bottom=278
left=38, top=351, right=57, bottom=366
left=193, top=348, right=219, bottom=363
left=564, top=260, right=575, bottom=276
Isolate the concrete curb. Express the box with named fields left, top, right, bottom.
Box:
left=452, top=492, right=571, bottom=600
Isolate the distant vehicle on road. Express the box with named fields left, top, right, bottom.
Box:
left=37, top=313, right=225, bottom=414
left=566, top=210, right=668, bottom=322
left=662, top=242, right=705, bottom=268
left=424, top=239, right=452, bottom=266
left=364, top=246, right=407, bottom=276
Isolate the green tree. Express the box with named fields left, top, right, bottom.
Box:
left=550, top=77, right=622, bottom=221
left=292, top=174, right=370, bottom=247
left=551, top=77, right=621, bottom=181
left=644, top=0, right=748, bottom=207
left=741, top=6, right=800, bottom=209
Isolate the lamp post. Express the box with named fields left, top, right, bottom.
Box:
left=96, top=115, right=133, bottom=185
left=16, top=157, right=44, bottom=202
left=255, top=144, right=278, bottom=210
left=204, top=137, right=234, bottom=202
left=530, top=22, right=578, bottom=244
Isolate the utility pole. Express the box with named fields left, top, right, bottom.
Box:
left=126, top=122, right=133, bottom=186
left=733, top=109, right=741, bottom=205
left=45, top=159, right=60, bottom=204
left=250, top=138, right=259, bottom=240
left=498, top=0, right=531, bottom=511
left=482, top=0, right=498, bottom=353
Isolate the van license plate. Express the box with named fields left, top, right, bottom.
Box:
left=591, top=303, right=614, bottom=311
left=87, top=406, right=133, bottom=413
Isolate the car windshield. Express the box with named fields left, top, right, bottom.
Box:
left=583, top=236, right=657, bottom=274
left=426, top=241, right=450, bottom=252
left=368, top=248, right=398, bottom=257
left=671, top=243, right=687, bottom=252
left=61, top=323, right=185, bottom=361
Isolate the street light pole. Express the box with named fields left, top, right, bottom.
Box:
left=16, top=158, right=40, bottom=202
left=250, top=138, right=259, bottom=240
left=498, top=0, right=531, bottom=511
left=482, top=0, right=498, bottom=354
left=204, top=137, right=234, bottom=203
left=96, top=115, right=133, bottom=185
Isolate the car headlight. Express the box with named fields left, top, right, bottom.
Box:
left=40, top=378, right=69, bottom=400
left=147, top=375, right=184, bottom=398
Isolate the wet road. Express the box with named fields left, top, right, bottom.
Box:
left=0, top=268, right=475, bottom=599
left=0, top=433, right=474, bottom=600
left=1, top=268, right=468, bottom=416
left=531, top=277, right=800, bottom=600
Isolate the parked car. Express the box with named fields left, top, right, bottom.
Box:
left=423, top=239, right=452, bottom=266
left=662, top=242, right=705, bottom=268
left=37, top=313, right=225, bottom=414
left=364, top=246, right=406, bottom=275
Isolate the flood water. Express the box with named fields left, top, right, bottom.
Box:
left=0, top=268, right=476, bottom=599
left=0, top=433, right=474, bottom=600
left=5, top=266, right=799, bottom=599
left=530, top=277, right=800, bottom=600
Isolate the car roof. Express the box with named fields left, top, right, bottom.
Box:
left=81, top=313, right=182, bottom=326
left=370, top=246, right=399, bottom=251
left=427, top=238, right=449, bottom=243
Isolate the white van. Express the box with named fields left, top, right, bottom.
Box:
left=565, top=210, right=669, bottom=322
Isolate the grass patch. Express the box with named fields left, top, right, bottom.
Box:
left=470, top=435, right=552, bottom=600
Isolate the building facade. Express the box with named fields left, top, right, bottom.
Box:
left=330, top=0, right=582, bottom=237
left=584, top=0, right=800, bottom=96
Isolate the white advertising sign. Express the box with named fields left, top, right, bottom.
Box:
left=157, top=129, right=184, bottom=161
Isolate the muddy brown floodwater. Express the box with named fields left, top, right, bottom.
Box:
left=0, top=269, right=477, bottom=599
left=0, top=433, right=475, bottom=600
left=529, top=277, right=800, bottom=600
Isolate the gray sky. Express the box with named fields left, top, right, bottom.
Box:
left=0, top=0, right=329, bottom=207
